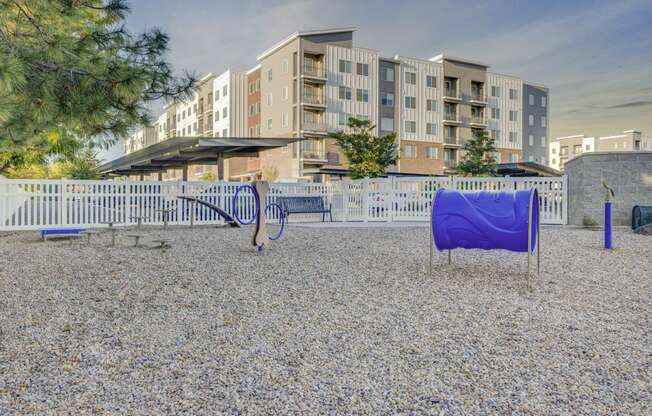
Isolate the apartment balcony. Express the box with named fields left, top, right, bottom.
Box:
left=443, top=112, right=461, bottom=124
left=469, top=114, right=488, bottom=126
left=444, top=159, right=458, bottom=169
left=443, top=136, right=464, bottom=147
left=301, top=91, right=326, bottom=108
left=301, top=120, right=327, bottom=134
left=469, top=91, right=487, bottom=104
left=443, top=88, right=462, bottom=101
left=302, top=63, right=327, bottom=81
left=301, top=140, right=327, bottom=163
left=326, top=151, right=341, bottom=165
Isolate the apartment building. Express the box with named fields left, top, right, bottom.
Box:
left=549, top=130, right=652, bottom=171
left=124, top=71, right=247, bottom=180
left=123, top=28, right=549, bottom=182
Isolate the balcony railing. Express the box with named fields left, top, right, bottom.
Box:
left=443, top=88, right=459, bottom=98
left=302, top=92, right=326, bottom=106
left=302, top=150, right=326, bottom=160
left=444, top=159, right=457, bottom=169
left=470, top=92, right=487, bottom=102
left=443, top=112, right=460, bottom=122
left=301, top=121, right=326, bottom=131
left=444, top=136, right=464, bottom=146
left=303, top=63, right=326, bottom=78
left=326, top=152, right=340, bottom=165
left=470, top=115, right=487, bottom=124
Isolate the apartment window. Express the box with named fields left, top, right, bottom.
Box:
left=267, top=118, right=272, bottom=130
left=509, top=132, right=518, bottom=142
left=249, top=104, right=254, bottom=116
left=426, top=146, right=438, bottom=159
left=405, top=120, right=416, bottom=133
left=426, top=123, right=437, bottom=135
left=338, top=112, right=350, bottom=126
left=182, top=110, right=186, bottom=119
left=541, top=96, right=547, bottom=107
left=541, top=116, right=547, bottom=127
left=426, top=75, right=436, bottom=88
left=267, top=93, right=273, bottom=106
left=491, top=108, right=500, bottom=119
left=573, top=144, right=582, bottom=154
left=509, top=110, right=518, bottom=122
left=282, top=59, right=288, bottom=74
left=256, top=79, right=260, bottom=91
left=491, top=86, right=500, bottom=97
left=215, top=90, right=220, bottom=101
left=382, top=67, right=394, bottom=82
left=560, top=146, right=568, bottom=156
left=403, top=144, right=416, bottom=158
left=256, top=102, right=261, bottom=113
left=223, top=107, right=227, bottom=118
left=282, top=112, right=288, bottom=127
left=380, top=117, right=394, bottom=131
left=405, top=72, right=417, bottom=85
left=357, top=114, right=369, bottom=121
left=491, top=129, right=501, bottom=141
left=426, top=99, right=437, bottom=111
left=528, top=114, right=534, bottom=126
left=529, top=94, right=534, bottom=105
left=223, top=129, right=228, bottom=137
left=223, top=85, right=228, bottom=96
left=552, top=158, right=556, bottom=165
left=282, top=86, right=289, bottom=100
left=509, top=88, right=518, bottom=100
left=249, top=82, right=254, bottom=94
left=381, top=93, right=394, bottom=106
left=529, top=135, right=534, bottom=146
left=585, top=144, right=591, bottom=151
left=509, top=153, right=518, bottom=163
left=356, top=63, right=369, bottom=76
left=177, top=114, right=180, bottom=122
left=356, top=88, right=369, bottom=103
left=404, top=96, right=416, bottom=109
left=338, top=59, right=352, bottom=73
left=338, top=86, right=352, bottom=100
left=267, top=69, right=273, bottom=81
left=541, top=137, right=546, bottom=147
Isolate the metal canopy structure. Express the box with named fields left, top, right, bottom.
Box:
left=99, top=136, right=302, bottom=177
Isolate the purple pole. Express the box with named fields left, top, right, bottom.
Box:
left=604, top=201, right=612, bottom=249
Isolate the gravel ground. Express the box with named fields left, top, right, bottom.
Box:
left=0, top=225, right=649, bottom=415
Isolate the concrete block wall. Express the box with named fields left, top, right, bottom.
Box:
left=565, top=152, right=652, bottom=226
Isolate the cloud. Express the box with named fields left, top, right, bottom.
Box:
left=605, top=101, right=652, bottom=109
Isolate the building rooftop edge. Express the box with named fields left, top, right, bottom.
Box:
left=256, top=27, right=357, bottom=61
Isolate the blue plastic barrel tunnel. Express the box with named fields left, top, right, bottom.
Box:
left=432, top=188, right=538, bottom=254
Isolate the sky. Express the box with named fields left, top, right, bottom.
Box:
left=102, top=0, right=652, bottom=161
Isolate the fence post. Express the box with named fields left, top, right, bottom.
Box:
left=58, top=179, right=65, bottom=226
left=362, top=177, right=369, bottom=222
left=449, top=176, right=456, bottom=189
left=388, top=176, right=395, bottom=222
left=562, top=174, right=568, bottom=225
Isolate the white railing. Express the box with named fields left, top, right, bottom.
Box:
left=0, top=176, right=567, bottom=230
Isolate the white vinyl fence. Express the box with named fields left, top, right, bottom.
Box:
left=0, top=176, right=567, bottom=231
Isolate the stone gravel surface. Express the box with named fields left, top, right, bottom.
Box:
left=0, top=225, right=650, bottom=415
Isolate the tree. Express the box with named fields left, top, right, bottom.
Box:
left=457, top=129, right=498, bottom=176
left=0, top=0, right=196, bottom=174
left=330, top=117, right=397, bottom=179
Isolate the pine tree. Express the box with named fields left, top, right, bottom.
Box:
left=330, top=117, right=398, bottom=179
left=0, top=0, right=196, bottom=174
left=456, top=129, right=498, bottom=176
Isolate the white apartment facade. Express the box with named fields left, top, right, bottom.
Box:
left=550, top=130, right=652, bottom=171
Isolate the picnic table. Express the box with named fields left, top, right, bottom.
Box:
left=99, top=221, right=123, bottom=246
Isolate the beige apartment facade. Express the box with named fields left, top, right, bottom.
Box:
left=123, top=28, right=548, bottom=182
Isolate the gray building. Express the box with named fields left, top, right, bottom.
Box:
left=522, top=83, right=549, bottom=165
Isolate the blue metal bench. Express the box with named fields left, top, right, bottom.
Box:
left=277, top=196, right=332, bottom=222
left=40, top=227, right=87, bottom=240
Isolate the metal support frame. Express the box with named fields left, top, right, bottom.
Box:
left=429, top=188, right=541, bottom=288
